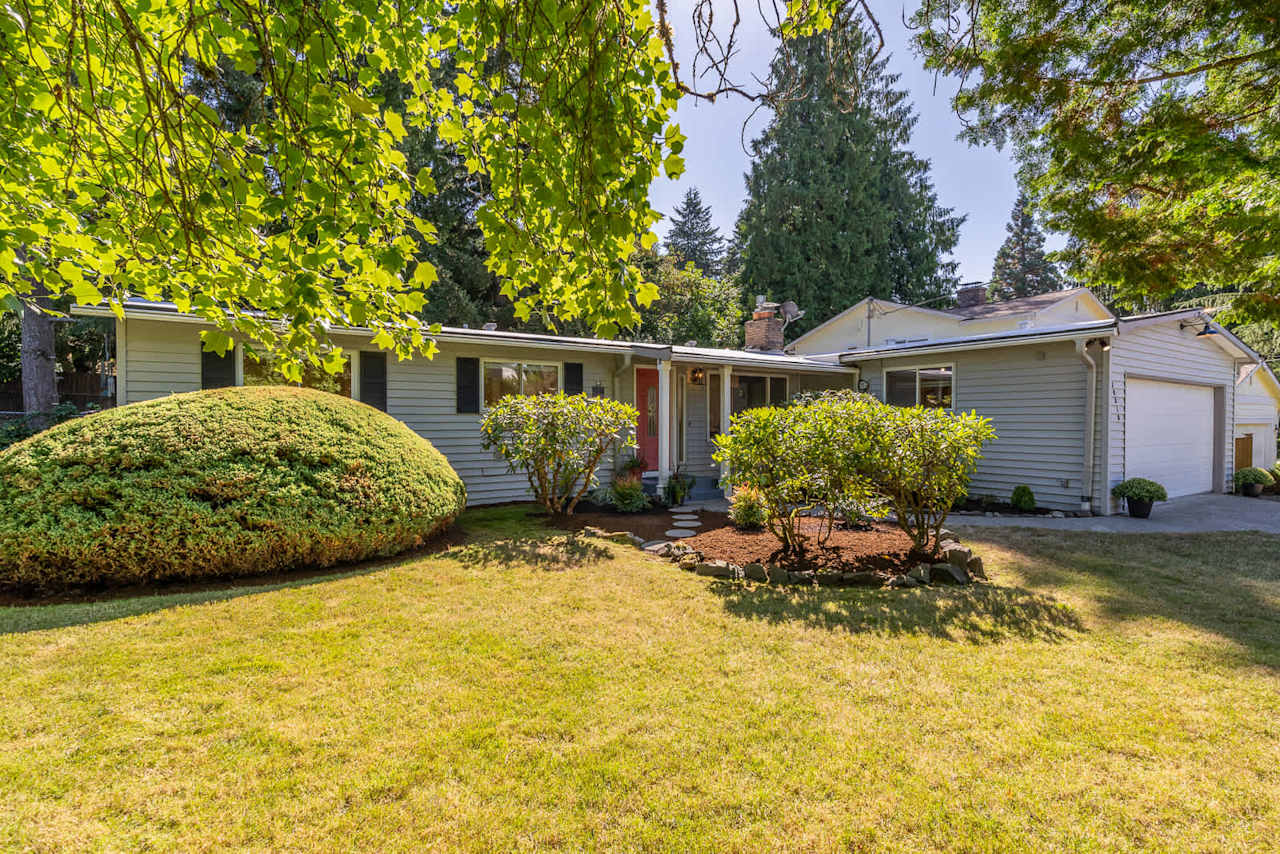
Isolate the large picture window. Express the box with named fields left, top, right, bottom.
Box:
left=482, top=361, right=559, bottom=407
left=243, top=353, right=351, bottom=397
left=884, top=366, right=953, bottom=409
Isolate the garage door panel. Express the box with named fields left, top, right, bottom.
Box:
left=1125, top=379, right=1214, bottom=498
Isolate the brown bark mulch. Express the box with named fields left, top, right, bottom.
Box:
left=552, top=509, right=918, bottom=574
left=679, top=519, right=918, bottom=573
left=552, top=510, right=731, bottom=543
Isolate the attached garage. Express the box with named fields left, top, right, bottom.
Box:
left=1123, top=379, right=1220, bottom=498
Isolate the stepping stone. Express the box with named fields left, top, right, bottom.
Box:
left=671, top=520, right=701, bottom=529
left=664, top=529, right=697, bottom=538
left=670, top=514, right=699, bottom=521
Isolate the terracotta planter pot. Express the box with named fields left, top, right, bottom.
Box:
left=1126, top=498, right=1153, bottom=519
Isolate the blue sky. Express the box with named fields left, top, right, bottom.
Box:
left=648, top=0, right=1059, bottom=285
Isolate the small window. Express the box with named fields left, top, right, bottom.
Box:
left=359, top=352, right=388, bottom=412
left=201, top=348, right=236, bottom=390
left=885, top=366, right=952, bottom=409
left=482, top=361, right=559, bottom=407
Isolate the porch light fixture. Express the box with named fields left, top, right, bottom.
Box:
left=688, top=367, right=705, bottom=384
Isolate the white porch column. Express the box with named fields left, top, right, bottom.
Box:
left=719, top=365, right=732, bottom=488
left=657, top=359, right=672, bottom=487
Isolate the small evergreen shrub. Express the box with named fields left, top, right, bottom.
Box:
left=1234, top=466, right=1275, bottom=489
left=1010, top=484, right=1036, bottom=512
left=608, top=478, right=652, bottom=513
left=662, top=469, right=695, bottom=506
left=728, top=487, right=767, bottom=530
left=0, top=387, right=467, bottom=592
left=1111, top=478, right=1168, bottom=503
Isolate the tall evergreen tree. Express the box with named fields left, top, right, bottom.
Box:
left=988, top=193, right=1066, bottom=300
left=665, top=188, right=725, bottom=277
left=735, top=23, right=963, bottom=337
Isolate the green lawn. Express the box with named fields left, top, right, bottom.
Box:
left=3, top=507, right=1278, bottom=852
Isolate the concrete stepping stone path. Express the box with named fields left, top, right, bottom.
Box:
left=664, top=529, right=697, bottom=538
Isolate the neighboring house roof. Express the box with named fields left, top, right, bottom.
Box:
left=73, top=300, right=854, bottom=374
left=943, top=287, right=1103, bottom=320
left=785, top=296, right=959, bottom=352
left=837, top=319, right=1117, bottom=362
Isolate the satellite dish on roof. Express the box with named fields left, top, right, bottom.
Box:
left=779, top=300, right=806, bottom=331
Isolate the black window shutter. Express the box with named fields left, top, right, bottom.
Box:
left=360, top=352, right=388, bottom=411
left=201, top=349, right=236, bottom=389
left=564, top=362, right=584, bottom=395
left=456, top=357, right=480, bottom=413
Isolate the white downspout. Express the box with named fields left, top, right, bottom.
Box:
left=1076, top=339, right=1098, bottom=514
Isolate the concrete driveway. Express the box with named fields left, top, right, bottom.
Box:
left=952, top=493, right=1280, bottom=534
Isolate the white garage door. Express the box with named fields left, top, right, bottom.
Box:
left=1125, top=379, right=1215, bottom=498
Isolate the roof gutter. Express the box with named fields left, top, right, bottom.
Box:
left=838, top=323, right=1117, bottom=363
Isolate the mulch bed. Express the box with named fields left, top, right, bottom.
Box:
left=679, top=519, right=918, bottom=574
left=551, top=509, right=918, bottom=574
left=552, top=509, right=732, bottom=543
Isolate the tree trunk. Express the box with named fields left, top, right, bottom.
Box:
left=20, top=285, right=57, bottom=428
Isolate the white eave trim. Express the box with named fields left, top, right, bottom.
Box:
left=838, top=321, right=1117, bottom=363
left=670, top=347, right=855, bottom=373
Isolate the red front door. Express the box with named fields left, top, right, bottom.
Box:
left=635, top=368, right=659, bottom=471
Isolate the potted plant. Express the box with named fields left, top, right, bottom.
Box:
left=617, top=455, right=647, bottom=483
left=1233, top=466, right=1275, bottom=497
left=1110, top=478, right=1168, bottom=519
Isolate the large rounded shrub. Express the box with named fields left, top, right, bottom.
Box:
left=0, top=387, right=466, bottom=592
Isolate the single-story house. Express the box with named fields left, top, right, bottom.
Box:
left=788, top=284, right=1280, bottom=514
left=76, top=284, right=1280, bottom=514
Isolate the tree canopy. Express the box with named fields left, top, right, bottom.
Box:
left=630, top=249, right=743, bottom=348
left=664, top=188, right=725, bottom=277
left=913, top=0, right=1280, bottom=327
left=0, top=0, right=689, bottom=376
left=735, top=22, right=963, bottom=338
left=989, top=193, right=1067, bottom=301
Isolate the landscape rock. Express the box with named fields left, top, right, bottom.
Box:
left=695, top=560, right=734, bottom=578
left=766, top=564, right=791, bottom=585
left=966, top=555, right=986, bottom=579
left=931, top=562, right=970, bottom=584
left=943, top=544, right=973, bottom=568
left=841, top=571, right=881, bottom=586
left=678, top=554, right=700, bottom=571
left=938, top=528, right=956, bottom=542
left=642, top=540, right=672, bottom=555
left=886, top=574, right=920, bottom=589
left=743, top=562, right=768, bottom=582
left=908, top=564, right=932, bottom=584
left=816, top=572, right=844, bottom=587
left=788, top=570, right=815, bottom=586
left=581, top=526, right=608, bottom=538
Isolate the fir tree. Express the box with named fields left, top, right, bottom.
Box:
left=735, top=23, right=963, bottom=337
left=665, top=188, right=725, bottom=277
left=988, top=193, right=1066, bottom=300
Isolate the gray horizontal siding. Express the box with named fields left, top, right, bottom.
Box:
left=861, top=343, right=1090, bottom=512
left=123, top=318, right=202, bottom=403
left=1107, top=320, right=1236, bottom=512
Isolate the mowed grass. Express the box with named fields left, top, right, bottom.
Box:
left=2, top=507, right=1278, bottom=852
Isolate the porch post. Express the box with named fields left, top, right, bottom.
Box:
left=719, top=365, right=732, bottom=490
left=657, top=359, right=672, bottom=488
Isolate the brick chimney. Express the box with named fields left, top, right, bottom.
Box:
left=955, top=284, right=987, bottom=309
left=744, top=296, right=785, bottom=351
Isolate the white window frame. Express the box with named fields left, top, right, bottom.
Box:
left=881, top=363, right=955, bottom=410
left=480, top=359, right=562, bottom=408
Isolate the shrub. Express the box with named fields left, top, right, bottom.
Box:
left=714, top=390, right=992, bottom=554
left=1010, top=484, right=1036, bottom=512
left=619, top=455, right=647, bottom=480
left=609, top=478, right=652, bottom=513
left=0, top=402, right=84, bottom=451
left=0, top=387, right=466, bottom=592
left=1111, top=477, right=1168, bottom=503
left=481, top=392, right=637, bottom=515
left=728, top=487, right=767, bottom=530
left=1234, top=466, right=1275, bottom=489
left=859, top=402, right=996, bottom=554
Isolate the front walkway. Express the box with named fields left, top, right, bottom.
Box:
left=953, top=493, right=1280, bottom=534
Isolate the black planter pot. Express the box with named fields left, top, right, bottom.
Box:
left=1243, top=483, right=1264, bottom=497
left=1126, top=498, right=1154, bottom=519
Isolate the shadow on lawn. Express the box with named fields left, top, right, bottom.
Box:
left=449, top=533, right=613, bottom=571
left=960, top=528, right=1280, bottom=669
left=708, top=580, right=1085, bottom=643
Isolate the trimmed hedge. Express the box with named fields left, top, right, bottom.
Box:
left=0, top=386, right=467, bottom=592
